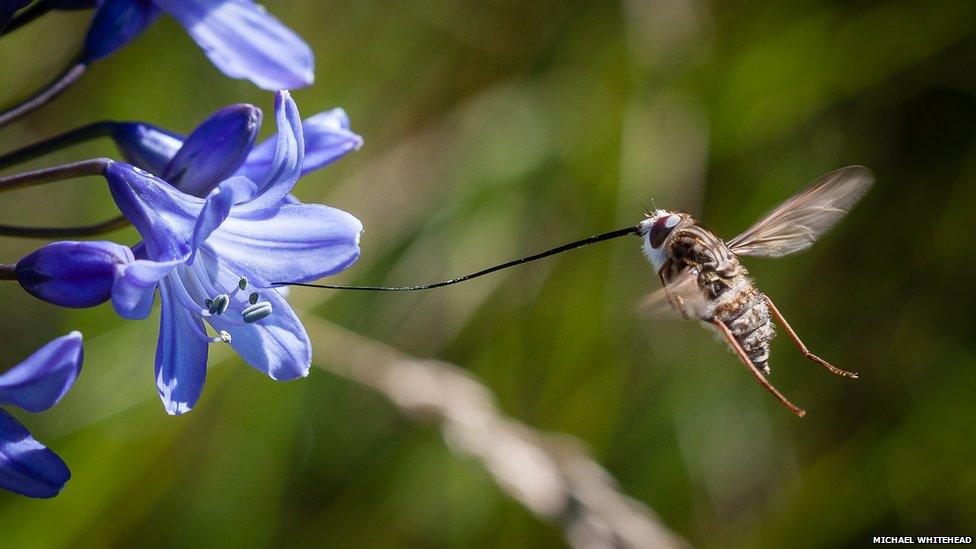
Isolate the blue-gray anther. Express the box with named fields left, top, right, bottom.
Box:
left=205, top=298, right=213, bottom=308
left=249, top=292, right=259, bottom=305
left=238, top=277, right=248, bottom=291
left=208, top=294, right=230, bottom=315
left=242, top=302, right=272, bottom=324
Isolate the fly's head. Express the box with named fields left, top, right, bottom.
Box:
left=638, top=209, right=688, bottom=271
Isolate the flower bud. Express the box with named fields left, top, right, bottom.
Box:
left=16, top=241, right=133, bottom=308
left=112, top=122, right=183, bottom=176
left=162, top=104, right=262, bottom=198
left=83, top=0, right=159, bottom=62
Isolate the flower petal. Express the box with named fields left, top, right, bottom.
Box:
left=83, top=0, right=160, bottom=62
left=154, top=278, right=209, bottom=415
left=0, top=333, right=83, bottom=413
left=188, top=176, right=256, bottom=262
left=106, top=162, right=201, bottom=262
left=152, top=0, right=314, bottom=90
left=111, top=258, right=183, bottom=319
left=16, top=241, right=134, bottom=309
left=193, top=254, right=310, bottom=381
left=237, top=90, right=304, bottom=212
left=163, top=104, right=262, bottom=198
left=238, top=109, right=362, bottom=182
left=0, top=408, right=70, bottom=499
left=210, top=203, right=362, bottom=284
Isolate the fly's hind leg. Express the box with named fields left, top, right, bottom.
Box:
left=711, top=318, right=806, bottom=418
left=763, top=295, right=859, bottom=379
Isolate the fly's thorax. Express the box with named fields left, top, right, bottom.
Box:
left=651, top=215, right=753, bottom=320
left=643, top=214, right=742, bottom=285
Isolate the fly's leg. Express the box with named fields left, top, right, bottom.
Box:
left=711, top=318, right=806, bottom=418
left=657, top=262, right=688, bottom=319
left=763, top=295, right=859, bottom=379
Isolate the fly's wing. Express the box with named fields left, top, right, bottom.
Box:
left=637, top=269, right=700, bottom=319
left=727, top=166, right=874, bottom=257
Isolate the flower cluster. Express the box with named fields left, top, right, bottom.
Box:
left=0, top=1, right=363, bottom=498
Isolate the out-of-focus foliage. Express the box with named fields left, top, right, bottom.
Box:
left=1, top=0, right=975, bottom=546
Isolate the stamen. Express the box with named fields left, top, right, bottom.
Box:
left=188, top=258, right=223, bottom=297
left=170, top=274, right=210, bottom=316
left=228, top=277, right=247, bottom=298
left=199, top=329, right=233, bottom=344
left=184, top=319, right=218, bottom=344
left=182, top=256, right=254, bottom=327
left=242, top=302, right=273, bottom=324
left=249, top=292, right=259, bottom=305
left=208, top=294, right=230, bottom=315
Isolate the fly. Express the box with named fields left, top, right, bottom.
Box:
left=278, top=166, right=875, bottom=417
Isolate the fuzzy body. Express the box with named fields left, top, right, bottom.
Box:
left=640, top=213, right=775, bottom=374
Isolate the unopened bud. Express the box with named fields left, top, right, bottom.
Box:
left=16, top=241, right=133, bottom=308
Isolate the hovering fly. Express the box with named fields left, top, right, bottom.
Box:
left=636, top=166, right=873, bottom=416
left=280, top=166, right=875, bottom=417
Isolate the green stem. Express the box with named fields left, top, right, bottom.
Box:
left=0, top=158, right=130, bottom=239
left=0, top=59, right=87, bottom=128
left=0, top=215, right=129, bottom=238
left=0, top=158, right=108, bottom=193
left=0, top=122, right=115, bottom=171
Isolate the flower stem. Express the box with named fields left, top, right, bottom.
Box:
left=0, top=263, right=14, bottom=280
left=0, top=216, right=129, bottom=239
left=0, top=158, right=109, bottom=193
left=0, top=122, right=114, bottom=171
left=0, top=60, right=87, bottom=129
left=0, top=1, right=54, bottom=35
left=0, top=158, right=131, bottom=238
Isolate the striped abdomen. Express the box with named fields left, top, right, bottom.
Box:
left=714, top=283, right=775, bottom=375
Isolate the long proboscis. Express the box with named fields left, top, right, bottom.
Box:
left=274, top=225, right=641, bottom=292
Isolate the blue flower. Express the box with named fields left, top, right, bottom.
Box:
left=84, top=0, right=314, bottom=90
left=11, top=97, right=360, bottom=314
left=105, top=91, right=363, bottom=415
left=111, top=103, right=362, bottom=199
left=0, top=332, right=83, bottom=499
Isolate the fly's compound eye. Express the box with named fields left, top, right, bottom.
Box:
left=649, top=214, right=680, bottom=248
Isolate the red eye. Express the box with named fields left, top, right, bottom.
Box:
left=649, top=215, right=678, bottom=248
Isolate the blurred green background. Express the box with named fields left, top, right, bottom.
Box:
left=2, top=0, right=976, bottom=546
